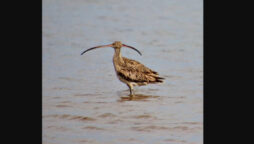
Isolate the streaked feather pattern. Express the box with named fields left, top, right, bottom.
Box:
left=115, top=57, right=164, bottom=85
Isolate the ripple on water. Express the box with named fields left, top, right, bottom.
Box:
left=131, top=125, right=171, bottom=132
left=55, top=104, right=72, bottom=108
left=82, top=126, right=105, bottom=130
left=164, top=138, right=187, bottom=143
left=44, top=114, right=96, bottom=122
left=131, top=125, right=201, bottom=133
left=74, top=93, right=101, bottom=97
left=47, top=126, right=69, bottom=131
left=132, top=114, right=157, bottom=120
left=78, top=139, right=96, bottom=143
left=118, top=94, right=160, bottom=102
left=98, top=113, right=117, bottom=118
left=106, top=119, right=124, bottom=124
left=52, top=87, right=71, bottom=90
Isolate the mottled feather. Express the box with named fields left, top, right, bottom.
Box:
left=116, top=57, right=164, bottom=85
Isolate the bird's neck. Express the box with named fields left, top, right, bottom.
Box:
left=113, top=48, right=124, bottom=63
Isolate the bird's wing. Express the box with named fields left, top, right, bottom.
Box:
left=123, top=57, right=159, bottom=74
left=117, top=57, right=164, bottom=83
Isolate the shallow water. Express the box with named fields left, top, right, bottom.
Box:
left=43, top=0, right=203, bottom=143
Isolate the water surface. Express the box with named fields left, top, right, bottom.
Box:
left=43, top=0, right=203, bottom=143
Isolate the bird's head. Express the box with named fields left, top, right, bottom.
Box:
left=81, top=41, right=142, bottom=55
left=112, top=41, right=122, bottom=49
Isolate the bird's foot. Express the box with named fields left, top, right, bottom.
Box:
left=129, top=94, right=134, bottom=97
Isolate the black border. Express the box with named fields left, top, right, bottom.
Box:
left=9, top=0, right=42, bottom=143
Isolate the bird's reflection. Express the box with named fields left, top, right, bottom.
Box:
left=117, top=91, right=160, bottom=102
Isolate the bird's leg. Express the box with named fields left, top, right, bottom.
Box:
left=127, top=83, right=134, bottom=97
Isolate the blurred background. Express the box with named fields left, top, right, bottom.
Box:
left=43, top=0, right=203, bottom=143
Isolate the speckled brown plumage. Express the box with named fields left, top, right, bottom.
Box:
left=116, top=57, right=164, bottom=84
left=81, top=41, right=164, bottom=96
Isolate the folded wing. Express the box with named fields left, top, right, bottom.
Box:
left=117, top=57, right=165, bottom=84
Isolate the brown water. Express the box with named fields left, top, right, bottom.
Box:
left=43, top=0, right=203, bottom=143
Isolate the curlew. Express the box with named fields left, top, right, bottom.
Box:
left=81, top=41, right=164, bottom=96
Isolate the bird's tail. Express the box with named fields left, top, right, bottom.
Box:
left=155, top=76, right=165, bottom=83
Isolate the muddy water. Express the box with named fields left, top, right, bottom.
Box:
left=43, top=0, right=203, bottom=143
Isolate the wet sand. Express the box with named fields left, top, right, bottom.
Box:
left=43, top=0, right=203, bottom=143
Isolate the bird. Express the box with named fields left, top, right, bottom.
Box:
left=81, top=41, right=164, bottom=97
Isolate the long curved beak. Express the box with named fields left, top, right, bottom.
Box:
left=81, top=44, right=113, bottom=55
left=122, top=44, right=142, bottom=56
